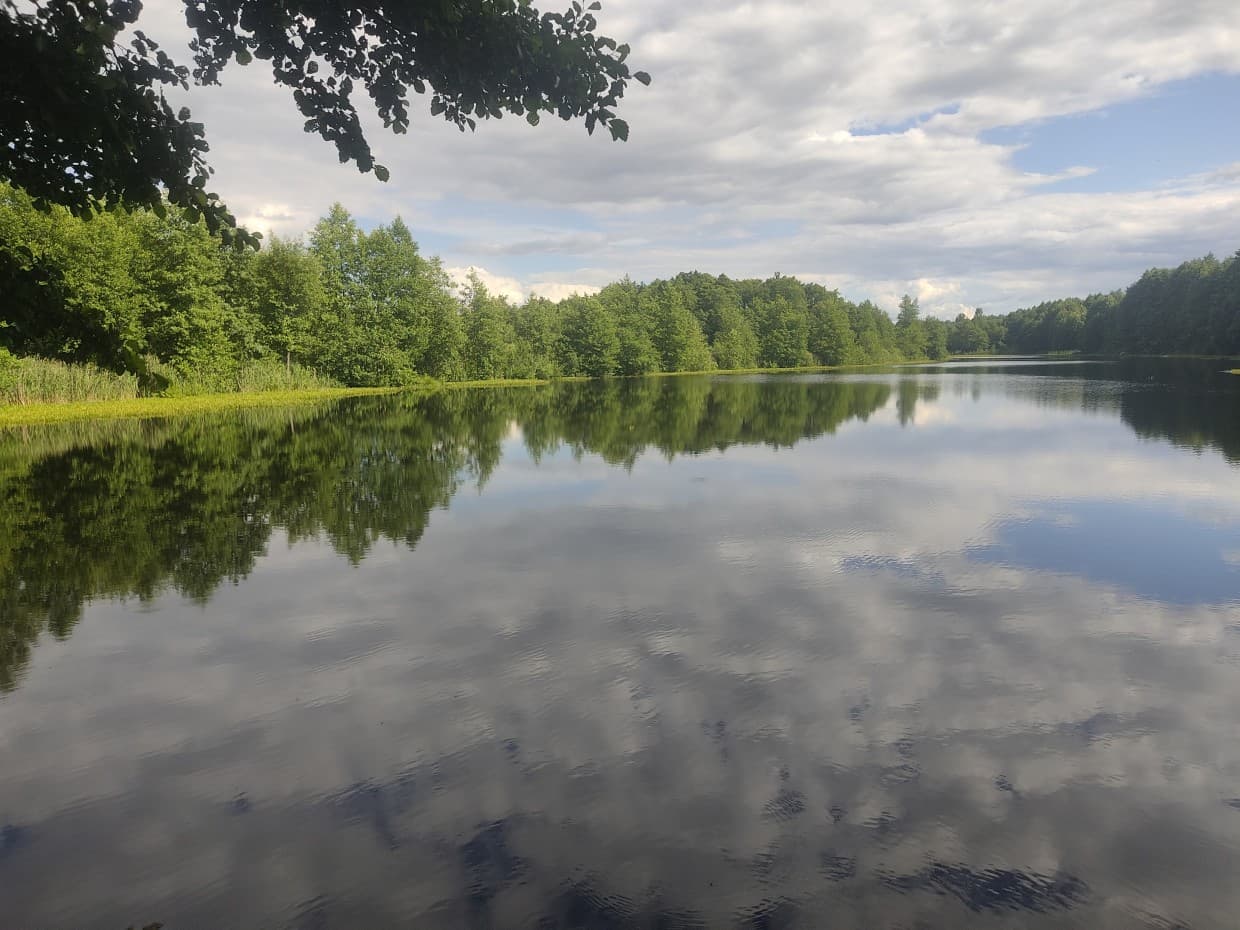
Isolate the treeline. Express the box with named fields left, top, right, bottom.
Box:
left=968, top=252, right=1240, bottom=356
left=1, top=185, right=947, bottom=394
left=6, top=182, right=1237, bottom=386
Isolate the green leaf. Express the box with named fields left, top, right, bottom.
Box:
left=235, top=48, right=252, bottom=65
left=588, top=1, right=601, bottom=8
left=373, top=164, right=390, bottom=182
left=634, top=71, right=652, bottom=86
left=526, top=110, right=540, bottom=126
left=609, top=118, right=629, bottom=141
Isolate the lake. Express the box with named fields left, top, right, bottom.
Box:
left=2, top=358, right=1239, bottom=929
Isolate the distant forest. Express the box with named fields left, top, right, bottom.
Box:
left=2, top=183, right=1238, bottom=393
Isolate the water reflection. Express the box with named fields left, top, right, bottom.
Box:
left=0, top=377, right=895, bottom=690
left=971, top=500, right=1240, bottom=605
left=1, top=360, right=1239, bottom=929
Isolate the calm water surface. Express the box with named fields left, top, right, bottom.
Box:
left=2, top=359, right=1240, bottom=928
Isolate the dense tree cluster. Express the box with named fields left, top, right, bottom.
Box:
left=0, top=188, right=948, bottom=388
left=955, top=252, right=1240, bottom=357
left=4, top=180, right=1237, bottom=387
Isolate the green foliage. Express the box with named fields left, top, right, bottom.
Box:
left=21, top=186, right=1236, bottom=397
left=306, top=205, right=460, bottom=386
left=0, top=347, right=19, bottom=395
left=711, top=306, right=760, bottom=370
left=2, top=184, right=966, bottom=393
left=948, top=312, right=992, bottom=354
left=923, top=317, right=950, bottom=360
left=807, top=289, right=858, bottom=366
left=895, top=294, right=928, bottom=360
left=0, top=0, right=245, bottom=240
left=753, top=296, right=810, bottom=368
left=1, top=0, right=647, bottom=242
left=161, top=359, right=340, bottom=396
left=0, top=386, right=391, bottom=427
left=559, top=296, right=620, bottom=377
left=233, top=235, right=327, bottom=370
left=983, top=251, right=1240, bottom=357
left=461, top=271, right=519, bottom=381
left=645, top=283, right=714, bottom=372
left=0, top=356, right=140, bottom=405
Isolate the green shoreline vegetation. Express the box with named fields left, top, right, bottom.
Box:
left=3, top=181, right=1239, bottom=420
left=0, top=387, right=400, bottom=428
left=0, top=365, right=869, bottom=428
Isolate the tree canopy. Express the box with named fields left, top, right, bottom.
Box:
left=0, top=190, right=953, bottom=392
left=0, top=0, right=648, bottom=243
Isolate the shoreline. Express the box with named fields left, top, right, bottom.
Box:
left=5, top=355, right=1236, bottom=427
left=0, top=387, right=401, bottom=428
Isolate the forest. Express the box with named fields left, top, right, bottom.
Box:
left=2, top=183, right=1238, bottom=405
left=0, top=186, right=946, bottom=401
left=989, top=252, right=1240, bottom=356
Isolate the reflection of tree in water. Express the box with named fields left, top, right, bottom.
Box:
left=0, top=377, right=892, bottom=690
left=1119, top=383, right=1240, bottom=464
left=896, top=378, right=941, bottom=426
left=3, top=364, right=1236, bottom=691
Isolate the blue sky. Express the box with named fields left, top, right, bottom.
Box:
left=144, top=0, right=1240, bottom=315
left=987, top=72, right=1240, bottom=194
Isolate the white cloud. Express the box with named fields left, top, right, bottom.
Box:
left=445, top=266, right=602, bottom=303
left=133, top=0, right=1240, bottom=315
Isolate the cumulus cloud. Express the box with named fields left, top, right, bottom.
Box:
left=445, top=266, right=602, bottom=303
left=132, top=0, right=1240, bottom=315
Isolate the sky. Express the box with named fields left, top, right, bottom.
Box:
left=138, top=0, right=1240, bottom=317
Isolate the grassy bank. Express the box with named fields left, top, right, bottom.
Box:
left=0, top=359, right=945, bottom=427
left=0, top=353, right=346, bottom=405
left=0, top=387, right=400, bottom=428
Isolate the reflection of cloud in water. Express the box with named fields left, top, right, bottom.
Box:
left=971, top=500, right=1240, bottom=605
left=1, top=365, right=1240, bottom=927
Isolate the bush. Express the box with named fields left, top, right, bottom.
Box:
left=0, top=355, right=140, bottom=405
left=0, top=352, right=342, bottom=405
left=160, top=358, right=340, bottom=396
left=0, top=348, right=18, bottom=396
left=233, top=359, right=340, bottom=393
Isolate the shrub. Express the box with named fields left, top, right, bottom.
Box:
left=0, top=355, right=140, bottom=405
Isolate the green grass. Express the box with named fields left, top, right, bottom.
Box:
left=0, top=387, right=400, bottom=428
left=155, top=358, right=344, bottom=396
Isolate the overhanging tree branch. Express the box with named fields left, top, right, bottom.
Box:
left=0, top=0, right=648, bottom=247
